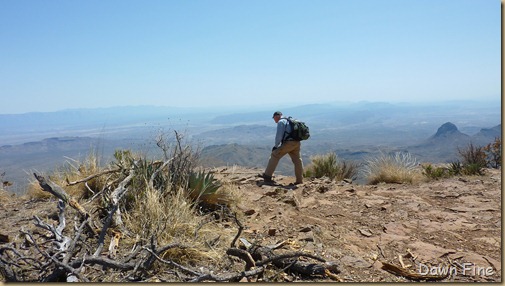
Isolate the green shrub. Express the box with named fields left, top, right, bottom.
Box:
left=363, top=151, right=421, bottom=184
left=422, top=161, right=469, bottom=180
left=304, top=152, right=359, bottom=181
left=462, top=163, right=484, bottom=176
left=422, top=164, right=451, bottom=180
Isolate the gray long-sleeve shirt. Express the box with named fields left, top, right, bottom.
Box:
left=274, top=118, right=292, bottom=148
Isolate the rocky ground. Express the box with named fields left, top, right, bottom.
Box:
left=212, top=166, right=501, bottom=282
left=0, top=166, right=501, bottom=282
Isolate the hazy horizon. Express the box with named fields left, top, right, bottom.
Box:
left=0, top=98, right=501, bottom=116
left=1, top=0, right=500, bottom=114
left=0, top=99, right=500, bottom=146
left=0, top=98, right=500, bottom=194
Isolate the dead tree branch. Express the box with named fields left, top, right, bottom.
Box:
left=94, top=167, right=135, bottom=256
left=228, top=241, right=338, bottom=279
left=0, top=255, right=18, bottom=282
left=230, top=212, right=243, bottom=248
left=148, top=158, right=172, bottom=189
left=66, top=168, right=121, bottom=186
left=188, top=267, right=266, bottom=282
left=381, top=261, right=449, bottom=281
left=33, top=173, right=98, bottom=236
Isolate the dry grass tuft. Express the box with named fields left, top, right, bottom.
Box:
left=25, top=179, right=52, bottom=199
left=363, top=151, right=422, bottom=184
left=54, top=151, right=106, bottom=199
left=304, top=152, right=359, bottom=181
left=122, top=184, right=231, bottom=265
left=204, top=180, right=242, bottom=218
left=123, top=186, right=193, bottom=241
left=25, top=150, right=106, bottom=200
left=0, top=187, right=14, bottom=202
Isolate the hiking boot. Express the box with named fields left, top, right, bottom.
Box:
left=257, top=173, right=274, bottom=183
left=263, top=175, right=274, bottom=183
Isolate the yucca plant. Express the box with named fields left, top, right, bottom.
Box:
left=449, top=161, right=463, bottom=175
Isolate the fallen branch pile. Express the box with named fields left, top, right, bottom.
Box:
left=0, top=164, right=340, bottom=282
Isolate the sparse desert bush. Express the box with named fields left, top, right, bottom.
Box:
left=117, top=137, right=238, bottom=265
left=423, top=142, right=493, bottom=180
left=363, top=151, right=421, bottom=184
left=457, top=142, right=486, bottom=167
left=457, top=143, right=487, bottom=175
left=424, top=140, right=499, bottom=180
left=483, top=137, right=501, bottom=168
left=23, top=129, right=239, bottom=267
left=462, top=163, right=484, bottom=175
left=422, top=164, right=451, bottom=180
left=304, top=152, right=359, bottom=181
left=422, top=161, right=465, bottom=180
left=136, top=177, right=239, bottom=244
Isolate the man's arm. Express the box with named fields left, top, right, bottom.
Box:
left=274, top=119, right=286, bottom=148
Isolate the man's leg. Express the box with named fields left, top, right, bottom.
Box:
left=288, top=142, right=304, bottom=183
left=264, top=145, right=291, bottom=178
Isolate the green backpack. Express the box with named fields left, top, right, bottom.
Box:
left=284, top=117, right=310, bottom=141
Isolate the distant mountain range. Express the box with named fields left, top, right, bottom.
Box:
left=199, top=122, right=502, bottom=174
left=0, top=101, right=500, bottom=194
left=405, top=122, right=501, bottom=163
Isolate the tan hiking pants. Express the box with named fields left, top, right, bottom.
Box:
left=264, top=140, right=304, bottom=183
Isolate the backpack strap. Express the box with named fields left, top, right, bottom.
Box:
left=281, top=117, right=294, bottom=143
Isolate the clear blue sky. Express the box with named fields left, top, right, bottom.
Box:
left=0, top=0, right=501, bottom=114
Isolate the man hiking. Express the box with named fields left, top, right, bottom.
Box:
left=259, top=111, right=304, bottom=185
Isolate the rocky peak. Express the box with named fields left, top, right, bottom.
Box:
left=433, top=122, right=459, bottom=138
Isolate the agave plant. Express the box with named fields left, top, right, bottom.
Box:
left=187, top=171, right=222, bottom=202
left=449, top=161, right=463, bottom=175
